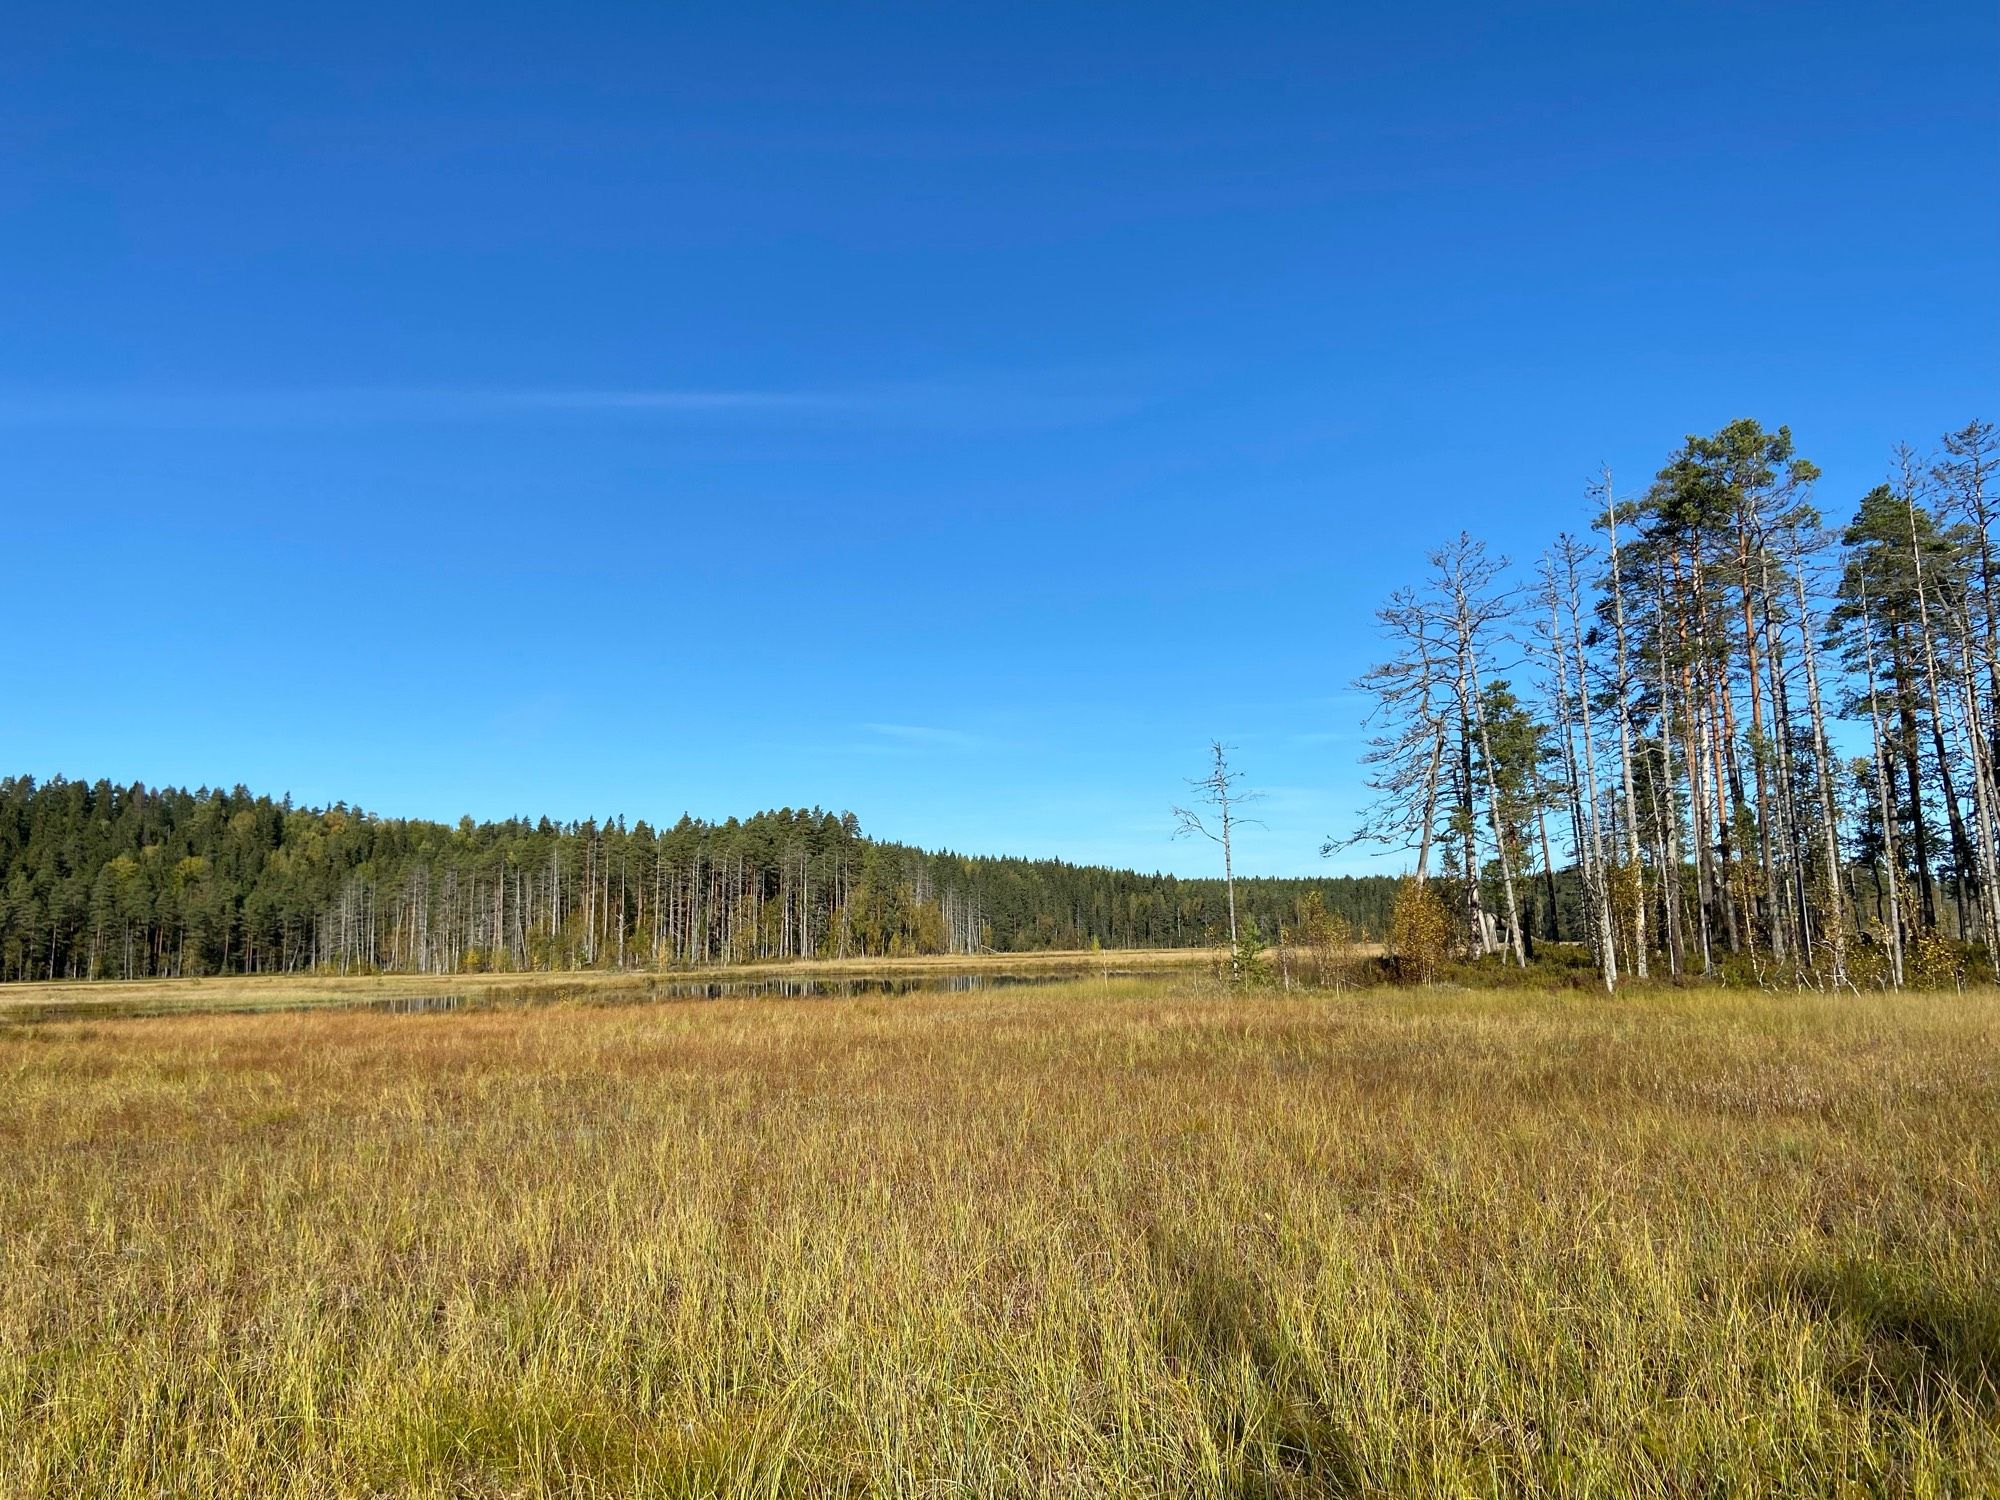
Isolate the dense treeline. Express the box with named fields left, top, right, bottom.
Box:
left=1349, top=416, right=1998, bottom=990
left=0, top=777, right=1396, bottom=981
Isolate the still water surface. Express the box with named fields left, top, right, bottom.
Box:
left=0, top=967, right=1161, bottom=1025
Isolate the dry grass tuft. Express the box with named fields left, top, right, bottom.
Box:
left=2, top=979, right=1995, bottom=1496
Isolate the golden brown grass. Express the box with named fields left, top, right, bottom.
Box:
left=2, top=979, right=1996, bottom=1496
left=0, top=948, right=1208, bottom=1015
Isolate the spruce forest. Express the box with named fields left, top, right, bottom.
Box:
left=0, top=778, right=1395, bottom=982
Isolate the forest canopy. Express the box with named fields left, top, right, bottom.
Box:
left=0, top=776, right=1394, bottom=981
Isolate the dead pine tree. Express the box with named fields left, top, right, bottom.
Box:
left=1331, top=586, right=1453, bottom=878
left=1173, top=741, right=1264, bottom=981
left=1428, top=535, right=1529, bottom=968
left=1539, top=536, right=1617, bottom=992
left=1596, top=468, right=1650, bottom=978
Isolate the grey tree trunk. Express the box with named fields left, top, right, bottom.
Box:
left=1789, top=564, right=1848, bottom=988
left=1859, top=579, right=1907, bottom=988
left=1603, top=482, right=1649, bottom=977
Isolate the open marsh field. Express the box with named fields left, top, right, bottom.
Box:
left=0, top=949, right=1209, bottom=1021
left=2, top=978, right=1997, bottom=1497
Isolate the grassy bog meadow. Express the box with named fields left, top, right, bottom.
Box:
left=9, top=0, right=1997, bottom=1491
left=2, top=974, right=1996, bottom=1497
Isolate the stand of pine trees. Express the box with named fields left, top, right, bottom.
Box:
left=0, top=778, right=1397, bottom=981
left=1351, top=417, right=1999, bottom=991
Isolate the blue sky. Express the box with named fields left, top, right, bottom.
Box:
left=3, top=2, right=1995, bottom=876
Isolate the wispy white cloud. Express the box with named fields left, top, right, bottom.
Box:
left=0, top=386, right=821, bottom=428
left=0, top=374, right=1147, bottom=431
left=505, top=389, right=837, bottom=414
left=859, top=722, right=984, bottom=752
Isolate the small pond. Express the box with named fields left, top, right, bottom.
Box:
left=0, top=966, right=1175, bottom=1025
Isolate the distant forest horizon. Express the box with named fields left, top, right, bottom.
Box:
left=0, top=774, right=1401, bottom=982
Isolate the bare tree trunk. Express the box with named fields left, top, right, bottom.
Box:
left=1415, top=722, right=1446, bottom=881
left=1790, top=563, right=1847, bottom=987
left=1603, top=481, right=1649, bottom=977
left=1535, top=798, right=1561, bottom=941
left=1954, top=621, right=2000, bottom=966
left=1736, top=517, right=1782, bottom=957
left=1467, top=647, right=1528, bottom=968
left=1558, top=542, right=1617, bottom=990
left=1859, top=579, right=1907, bottom=987
left=1669, top=553, right=1718, bottom=973
left=1174, top=742, right=1260, bottom=978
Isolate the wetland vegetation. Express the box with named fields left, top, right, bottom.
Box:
left=2, top=974, right=1995, bottom=1496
